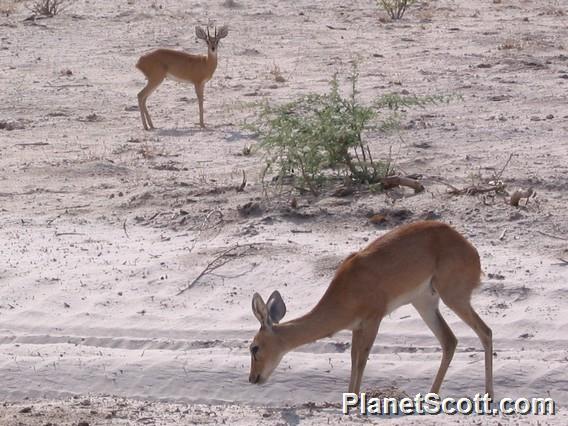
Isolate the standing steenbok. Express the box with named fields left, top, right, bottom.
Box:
left=135, top=25, right=229, bottom=130
left=249, top=221, right=493, bottom=397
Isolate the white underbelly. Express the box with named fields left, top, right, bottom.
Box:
left=166, top=73, right=192, bottom=84
left=166, top=73, right=210, bottom=84
left=385, top=276, right=433, bottom=314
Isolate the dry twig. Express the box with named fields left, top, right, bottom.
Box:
left=55, top=231, right=85, bottom=237
left=445, top=182, right=506, bottom=196
left=176, top=243, right=257, bottom=295
left=55, top=204, right=91, bottom=211
left=189, top=209, right=224, bottom=251
left=15, top=142, right=49, bottom=147
left=537, top=231, right=567, bottom=241
left=494, top=153, right=514, bottom=181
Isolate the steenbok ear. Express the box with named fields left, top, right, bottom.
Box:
left=216, top=25, right=229, bottom=39
left=266, top=290, right=286, bottom=324
left=252, top=292, right=270, bottom=328
left=195, top=26, right=208, bottom=41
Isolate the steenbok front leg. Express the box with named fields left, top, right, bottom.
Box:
left=412, top=291, right=457, bottom=395
left=348, top=318, right=381, bottom=394
left=194, top=82, right=205, bottom=128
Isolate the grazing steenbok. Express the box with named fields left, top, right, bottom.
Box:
left=248, top=221, right=493, bottom=397
left=135, top=25, right=229, bottom=130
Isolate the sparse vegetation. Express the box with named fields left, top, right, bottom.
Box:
left=498, top=38, right=524, bottom=50
left=269, top=63, right=286, bottom=83
left=377, top=0, right=417, bottom=20
left=250, top=65, right=450, bottom=196
left=29, top=0, right=69, bottom=17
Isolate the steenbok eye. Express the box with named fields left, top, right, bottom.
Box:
left=251, top=345, right=259, bottom=356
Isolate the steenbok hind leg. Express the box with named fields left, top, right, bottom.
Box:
left=443, top=298, right=493, bottom=398
left=413, top=290, right=457, bottom=395
left=138, top=77, right=163, bottom=130
left=137, top=90, right=149, bottom=130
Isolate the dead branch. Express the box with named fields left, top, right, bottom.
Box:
left=494, top=153, right=514, bottom=181
left=176, top=244, right=257, bottom=295
left=556, top=258, right=568, bottom=266
left=537, top=231, right=567, bottom=241
left=55, top=204, right=91, bottom=211
left=380, top=176, right=424, bottom=193
left=510, top=188, right=534, bottom=207
left=447, top=182, right=506, bottom=196
left=209, top=263, right=258, bottom=279
left=15, top=142, right=49, bottom=147
left=46, top=214, right=62, bottom=225
left=430, top=178, right=462, bottom=193
left=326, top=24, right=347, bottom=30
left=55, top=231, right=85, bottom=237
left=189, top=209, right=224, bottom=251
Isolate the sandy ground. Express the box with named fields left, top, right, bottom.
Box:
left=1, top=0, right=568, bottom=424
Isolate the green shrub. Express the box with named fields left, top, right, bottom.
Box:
left=377, top=0, right=417, bottom=20
left=249, top=66, right=452, bottom=196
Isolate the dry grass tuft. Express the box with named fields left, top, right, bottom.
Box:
left=498, top=38, right=524, bottom=51
left=269, top=63, right=286, bottom=83
left=29, top=0, right=70, bottom=17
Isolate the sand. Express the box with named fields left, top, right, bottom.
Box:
left=1, top=0, right=567, bottom=424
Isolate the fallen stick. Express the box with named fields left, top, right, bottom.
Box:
left=494, top=153, right=514, bottom=181
left=176, top=244, right=256, bottom=295
left=55, top=204, right=91, bottom=211
left=326, top=25, right=347, bottom=30
left=432, top=179, right=461, bottom=193
left=15, top=142, right=49, bottom=147
left=380, top=176, right=424, bottom=193
left=537, top=231, right=567, bottom=241
left=446, top=183, right=505, bottom=196
left=46, top=214, right=62, bottom=225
